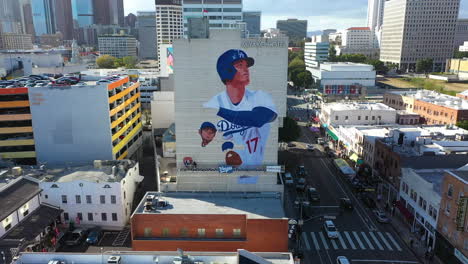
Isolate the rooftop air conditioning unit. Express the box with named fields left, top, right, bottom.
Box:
left=146, top=194, right=155, bottom=203
left=108, top=256, right=121, bottom=264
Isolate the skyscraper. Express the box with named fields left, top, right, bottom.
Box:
left=94, top=0, right=125, bottom=26
left=137, top=11, right=156, bottom=59
left=243, top=11, right=261, bottom=36
left=31, top=0, right=56, bottom=36
left=71, top=0, right=94, bottom=28
left=367, top=0, right=385, bottom=31
left=155, top=0, right=183, bottom=60
left=0, top=0, right=22, bottom=33
left=19, top=0, right=36, bottom=36
left=54, top=0, right=73, bottom=40
left=276, top=18, right=307, bottom=40
left=182, top=0, right=243, bottom=34
left=380, top=0, right=460, bottom=72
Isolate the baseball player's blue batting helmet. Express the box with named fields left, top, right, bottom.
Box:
left=217, top=49, right=254, bottom=84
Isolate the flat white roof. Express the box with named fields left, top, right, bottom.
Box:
left=389, top=90, right=468, bottom=110
left=325, top=102, right=395, bottom=111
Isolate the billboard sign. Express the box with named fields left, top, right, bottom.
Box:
left=456, top=196, right=468, bottom=231
left=167, top=47, right=174, bottom=72
left=266, top=166, right=282, bottom=173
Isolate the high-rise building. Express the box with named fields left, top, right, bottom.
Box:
left=0, top=0, right=22, bottom=33
left=243, top=11, right=260, bottom=36
left=156, top=0, right=183, bottom=62
left=0, top=33, right=34, bottom=50
left=304, top=41, right=329, bottom=68
left=19, top=0, right=36, bottom=36
left=454, top=19, right=468, bottom=51
left=339, top=27, right=380, bottom=59
left=71, top=0, right=94, bottom=28
left=125, top=13, right=137, bottom=28
left=367, top=0, right=385, bottom=31
left=137, top=11, right=156, bottom=59
left=94, top=0, right=125, bottom=26
left=54, top=0, right=73, bottom=40
left=182, top=0, right=243, bottom=34
left=187, top=17, right=210, bottom=39
left=31, top=0, right=56, bottom=36
left=380, top=0, right=460, bottom=72
left=276, top=18, right=307, bottom=40
left=98, top=34, right=138, bottom=58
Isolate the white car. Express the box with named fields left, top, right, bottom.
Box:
left=336, top=256, right=350, bottom=264
left=324, top=220, right=339, bottom=239
left=373, top=210, right=390, bottom=223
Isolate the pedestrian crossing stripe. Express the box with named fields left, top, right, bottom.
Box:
left=301, top=231, right=403, bottom=252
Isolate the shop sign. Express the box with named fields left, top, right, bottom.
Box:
left=456, top=196, right=468, bottom=231
left=266, top=165, right=282, bottom=173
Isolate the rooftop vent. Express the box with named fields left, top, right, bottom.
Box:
left=107, top=256, right=121, bottom=264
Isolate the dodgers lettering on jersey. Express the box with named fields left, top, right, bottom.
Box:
left=203, top=89, right=277, bottom=167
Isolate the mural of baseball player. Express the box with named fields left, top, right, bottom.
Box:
left=202, top=49, right=277, bottom=167
left=199, top=122, right=217, bottom=147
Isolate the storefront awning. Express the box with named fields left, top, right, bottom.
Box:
left=326, top=128, right=339, bottom=141
left=395, top=201, right=414, bottom=222
left=350, top=153, right=359, bottom=162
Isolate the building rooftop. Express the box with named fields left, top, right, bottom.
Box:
left=0, top=177, right=40, bottom=221
left=458, top=90, right=468, bottom=96
left=16, top=250, right=294, bottom=264
left=447, top=169, right=468, bottom=183
left=389, top=90, right=468, bottom=110
left=1, top=160, right=138, bottom=185
left=413, top=169, right=446, bottom=195
left=347, top=27, right=371, bottom=30
left=324, top=102, right=395, bottom=111
left=134, top=192, right=285, bottom=219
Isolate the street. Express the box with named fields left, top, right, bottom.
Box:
left=282, top=94, right=420, bottom=264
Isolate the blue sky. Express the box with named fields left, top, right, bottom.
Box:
left=124, top=0, right=468, bottom=31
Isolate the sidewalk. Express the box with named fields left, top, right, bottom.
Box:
left=375, top=200, right=444, bottom=264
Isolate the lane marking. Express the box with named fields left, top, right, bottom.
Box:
left=302, top=232, right=311, bottom=251
left=386, top=232, right=402, bottom=251
left=311, top=232, right=320, bottom=250
left=337, top=232, right=348, bottom=250
left=318, top=232, right=330, bottom=250
left=378, top=231, right=393, bottom=251
left=353, top=231, right=366, bottom=250
left=330, top=238, right=339, bottom=250
left=344, top=231, right=357, bottom=250
left=361, top=232, right=374, bottom=250
left=351, top=260, right=419, bottom=263
left=369, top=232, right=384, bottom=250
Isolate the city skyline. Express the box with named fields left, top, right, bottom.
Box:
left=124, top=0, right=468, bottom=31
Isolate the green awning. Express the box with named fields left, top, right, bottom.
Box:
left=357, top=159, right=364, bottom=165
left=326, top=129, right=339, bottom=141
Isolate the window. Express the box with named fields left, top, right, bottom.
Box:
left=448, top=184, right=454, bottom=198
left=77, top=212, right=83, bottom=221
left=100, top=195, right=106, bottom=204
left=75, top=195, right=81, bottom=204
left=365, top=116, right=369, bottom=120
left=465, top=239, right=468, bottom=250
left=372, top=116, right=376, bottom=120
left=445, top=202, right=451, bottom=215
left=216, top=228, right=224, bottom=237
left=358, top=116, right=361, bottom=120
left=86, top=195, right=92, bottom=204
left=88, top=213, right=93, bottom=221
left=111, top=195, right=117, bottom=204
left=162, top=228, right=170, bottom=237
left=144, top=228, right=152, bottom=237
left=44, top=194, right=48, bottom=199
left=335, top=116, right=339, bottom=120
left=63, top=212, right=69, bottom=221
left=101, top=213, right=107, bottom=221
left=4, top=223, right=11, bottom=231
left=180, top=228, right=189, bottom=237
left=112, top=213, right=118, bottom=221
left=197, top=228, right=206, bottom=237
left=233, top=228, right=241, bottom=237
left=62, top=195, right=67, bottom=204
left=345, top=116, right=348, bottom=120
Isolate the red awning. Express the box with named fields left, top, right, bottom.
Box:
left=313, top=117, right=320, bottom=123
left=395, top=201, right=414, bottom=222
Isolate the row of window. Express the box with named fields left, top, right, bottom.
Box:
left=402, top=182, right=437, bottom=220
left=143, top=227, right=242, bottom=238
left=61, top=195, right=117, bottom=205
left=334, top=115, right=381, bottom=121
left=63, top=212, right=118, bottom=222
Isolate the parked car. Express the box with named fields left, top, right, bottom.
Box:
left=323, top=220, right=338, bottom=239
left=373, top=210, right=390, bottom=223
left=297, top=165, right=306, bottom=177
left=361, top=194, right=377, bottom=209
left=283, top=172, right=294, bottom=185
left=317, top=138, right=326, bottom=145
left=296, top=178, right=307, bottom=191
left=306, top=144, right=315, bottom=151
left=63, top=228, right=88, bottom=246
left=340, top=198, right=353, bottom=211
left=287, top=142, right=296, bottom=148
left=86, top=227, right=103, bottom=245
left=327, top=151, right=336, bottom=158
left=307, top=187, right=320, bottom=202
left=336, top=256, right=350, bottom=264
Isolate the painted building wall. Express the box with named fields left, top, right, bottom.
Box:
left=151, top=91, right=174, bottom=129
left=29, top=85, right=113, bottom=165
left=0, top=194, right=41, bottom=238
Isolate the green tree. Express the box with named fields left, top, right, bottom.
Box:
left=96, top=55, right=117, bottom=68
left=335, top=54, right=367, bottom=63
left=295, top=71, right=313, bottom=88
left=122, top=56, right=138, bottom=68
left=365, top=59, right=388, bottom=74
left=113, top=58, right=124, bottom=68
left=329, top=45, right=337, bottom=61
left=416, top=58, right=434, bottom=73
left=454, top=50, right=468, bottom=58
left=456, top=120, right=468, bottom=130
left=288, top=57, right=306, bottom=82
left=279, top=117, right=302, bottom=142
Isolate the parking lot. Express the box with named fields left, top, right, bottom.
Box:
left=56, top=230, right=131, bottom=253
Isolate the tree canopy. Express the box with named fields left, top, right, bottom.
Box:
left=416, top=58, right=433, bottom=73
left=96, top=55, right=139, bottom=69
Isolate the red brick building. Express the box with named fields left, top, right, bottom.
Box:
left=131, top=192, right=288, bottom=252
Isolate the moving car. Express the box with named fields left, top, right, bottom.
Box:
left=323, top=220, right=338, bottom=239
left=86, top=227, right=103, bottom=245
left=283, top=172, right=294, bottom=185
left=336, top=256, right=350, bottom=264
left=296, top=178, right=307, bottom=192
left=307, top=187, right=320, bottom=202
left=306, top=144, right=315, bottom=151
left=373, top=210, right=390, bottom=223
left=340, top=198, right=353, bottom=211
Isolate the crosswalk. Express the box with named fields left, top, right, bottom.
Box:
left=302, top=231, right=403, bottom=252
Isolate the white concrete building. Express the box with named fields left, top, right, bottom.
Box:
left=304, top=41, right=329, bottom=68
left=380, top=0, right=460, bottom=72
left=24, top=160, right=143, bottom=230
left=263, top=28, right=283, bottom=38
left=320, top=102, right=397, bottom=127
left=367, top=0, right=385, bottom=31
left=400, top=168, right=443, bottom=248
left=454, top=19, right=468, bottom=50
left=171, top=29, right=287, bottom=192
left=307, top=62, right=375, bottom=97
left=339, top=27, right=380, bottom=58
left=151, top=91, right=175, bottom=129
left=182, top=0, right=243, bottom=34
left=156, top=0, right=183, bottom=65
left=98, top=35, right=138, bottom=58
left=459, top=41, right=468, bottom=52
left=0, top=33, right=33, bottom=50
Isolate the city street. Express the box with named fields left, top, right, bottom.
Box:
left=282, top=94, right=420, bottom=264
